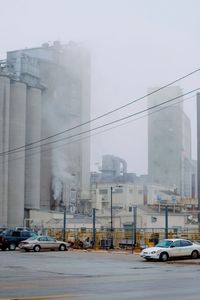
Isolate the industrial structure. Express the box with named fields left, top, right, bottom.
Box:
left=0, top=41, right=91, bottom=227
left=91, top=154, right=148, bottom=185
left=148, top=86, right=195, bottom=197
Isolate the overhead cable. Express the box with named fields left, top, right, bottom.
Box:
left=2, top=87, right=199, bottom=157
left=2, top=67, right=200, bottom=156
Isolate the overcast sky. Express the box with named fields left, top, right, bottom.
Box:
left=0, top=0, right=200, bottom=175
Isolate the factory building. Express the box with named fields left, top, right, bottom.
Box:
left=0, top=41, right=91, bottom=227
left=148, top=86, right=192, bottom=196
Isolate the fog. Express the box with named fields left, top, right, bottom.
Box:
left=0, top=0, right=200, bottom=175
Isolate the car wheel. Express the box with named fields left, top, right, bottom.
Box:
left=159, top=252, right=169, bottom=262
left=59, top=244, right=66, bottom=251
left=191, top=250, right=199, bottom=259
left=9, top=243, right=16, bottom=251
left=33, top=245, right=41, bottom=252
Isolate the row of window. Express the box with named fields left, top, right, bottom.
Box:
left=99, top=189, right=143, bottom=195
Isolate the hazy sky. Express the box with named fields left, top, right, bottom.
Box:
left=0, top=0, right=200, bottom=175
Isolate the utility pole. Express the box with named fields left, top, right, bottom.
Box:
left=165, top=205, right=168, bottom=239
left=110, top=186, right=114, bottom=249
left=197, top=93, right=200, bottom=227
left=63, top=205, right=67, bottom=241
left=60, top=182, right=67, bottom=242
left=133, top=206, right=137, bottom=248
left=92, top=208, right=96, bottom=248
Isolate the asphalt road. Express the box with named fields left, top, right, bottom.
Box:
left=1, top=249, right=200, bottom=300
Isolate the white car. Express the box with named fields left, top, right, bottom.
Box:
left=140, top=239, right=200, bottom=261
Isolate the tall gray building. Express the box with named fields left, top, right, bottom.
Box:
left=0, top=41, right=91, bottom=227
left=148, top=86, right=192, bottom=196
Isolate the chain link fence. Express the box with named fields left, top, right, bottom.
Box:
left=46, top=227, right=200, bottom=250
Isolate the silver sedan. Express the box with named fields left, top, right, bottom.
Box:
left=19, top=235, right=69, bottom=252
left=140, top=239, right=200, bottom=261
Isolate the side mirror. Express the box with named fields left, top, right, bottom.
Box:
left=170, top=245, right=175, bottom=248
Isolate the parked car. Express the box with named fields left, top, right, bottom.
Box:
left=140, top=238, right=200, bottom=261
left=0, top=226, right=8, bottom=234
left=0, top=229, right=37, bottom=250
left=19, top=235, right=70, bottom=252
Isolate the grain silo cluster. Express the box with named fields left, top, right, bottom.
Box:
left=0, top=41, right=91, bottom=227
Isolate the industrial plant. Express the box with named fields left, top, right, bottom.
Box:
left=0, top=41, right=91, bottom=227
left=0, top=42, right=198, bottom=235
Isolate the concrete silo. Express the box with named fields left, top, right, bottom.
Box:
left=8, top=81, right=26, bottom=226
left=0, top=76, right=10, bottom=225
left=25, top=87, right=41, bottom=211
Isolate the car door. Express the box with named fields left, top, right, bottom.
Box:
left=46, top=236, right=56, bottom=250
left=169, top=240, right=182, bottom=257
left=37, top=236, right=48, bottom=249
left=180, top=240, right=194, bottom=256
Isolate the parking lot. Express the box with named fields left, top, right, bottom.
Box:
left=1, top=249, right=200, bottom=300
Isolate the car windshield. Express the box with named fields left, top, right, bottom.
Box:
left=155, top=240, right=173, bottom=248
left=26, top=236, right=38, bottom=241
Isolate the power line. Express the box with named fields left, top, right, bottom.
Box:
left=3, top=67, right=200, bottom=156
left=3, top=93, right=196, bottom=165
left=3, top=87, right=199, bottom=157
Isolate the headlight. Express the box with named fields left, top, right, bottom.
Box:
left=151, top=250, right=158, bottom=254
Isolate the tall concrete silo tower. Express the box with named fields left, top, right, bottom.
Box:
left=8, top=81, right=26, bottom=226
left=0, top=76, right=10, bottom=225
left=25, top=87, right=42, bottom=211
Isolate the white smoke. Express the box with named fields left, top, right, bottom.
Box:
left=51, top=147, right=73, bottom=202
left=41, top=43, right=83, bottom=205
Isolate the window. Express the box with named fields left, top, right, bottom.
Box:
left=99, top=189, right=108, bottom=195
left=46, top=236, right=55, bottom=241
left=38, top=237, right=47, bottom=241
left=21, top=231, right=30, bottom=237
left=114, top=188, right=123, bottom=194
left=172, top=240, right=181, bottom=247
left=151, top=217, right=157, bottom=223
left=12, top=231, right=21, bottom=237
left=180, top=240, right=193, bottom=247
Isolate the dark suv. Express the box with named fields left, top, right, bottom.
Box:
left=0, top=229, right=37, bottom=250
